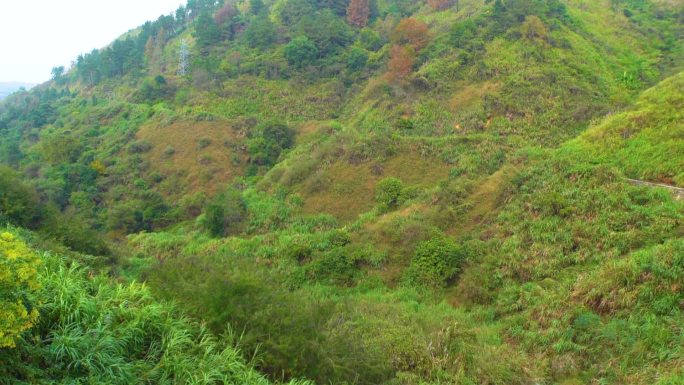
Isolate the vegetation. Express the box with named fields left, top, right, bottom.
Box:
left=0, top=229, right=310, bottom=385
left=1, top=0, right=684, bottom=383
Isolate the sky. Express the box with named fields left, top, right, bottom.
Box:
left=0, top=0, right=186, bottom=84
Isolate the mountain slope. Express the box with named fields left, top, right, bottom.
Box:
left=1, top=0, right=684, bottom=384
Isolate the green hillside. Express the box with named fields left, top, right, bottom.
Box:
left=1, top=0, right=684, bottom=383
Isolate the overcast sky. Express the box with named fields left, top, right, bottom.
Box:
left=0, top=0, right=186, bottom=84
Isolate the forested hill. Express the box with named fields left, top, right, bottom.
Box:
left=1, top=0, right=684, bottom=384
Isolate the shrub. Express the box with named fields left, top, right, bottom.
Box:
left=346, top=47, right=369, bottom=71
left=405, top=237, right=467, bottom=287
left=0, top=245, right=305, bottom=385
left=375, top=177, right=404, bottom=211
left=0, top=231, right=40, bottom=348
left=127, top=140, right=153, bottom=154
left=197, top=137, right=213, bottom=149
left=284, top=36, right=319, bottom=69
left=201, top=188, right=247, bottom=237
left=247, top=121, right=296, bottom=167
left=164, top=145, right=176, bottom=157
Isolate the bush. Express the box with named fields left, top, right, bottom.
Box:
left=405, top=237, right=467, bottom=287
left=201, top=188, right=247, bottom=237
left=0, top=231, right=40, bottom=348
left=346, top=47, right=369, bottom=71
left=247, top=121, right=295, bottom=167
left=285, top=36, right=319, bottom=69
left=197, top=137, right=212, bottom=149
left=127, top=140, right=153, bottom=154
left=0, top=243, right=306, bottom=385
left=375, top=177, right=404, bottom=211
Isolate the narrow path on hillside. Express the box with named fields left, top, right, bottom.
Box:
left=626, top=179, right=684, bottom=200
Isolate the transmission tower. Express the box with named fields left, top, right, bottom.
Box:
left=178, top=40, right=189, bottom=76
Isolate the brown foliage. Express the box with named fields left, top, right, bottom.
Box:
left=215, top=2, right=237, bottom=25
left=427, top=0, right=452, bottom=11
left=386, top=45, right=415, bottom=82
left=392, top=18, right=430, bottom=51
left=347, top=0, right=370, bottom=27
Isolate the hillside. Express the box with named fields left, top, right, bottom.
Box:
left=1, top=0, right=684, bottom=384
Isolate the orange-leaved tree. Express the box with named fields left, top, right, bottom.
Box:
left=386, top=45, right=415, bottom=82
left=392, top=18, right=430, bottom=51
left=347, top=0, right=370, bottom=27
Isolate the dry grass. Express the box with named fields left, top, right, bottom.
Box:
left=300, top=150, right=451, bottom=222
left=449, top=81, right=500, bottom=112
left=137, top=120, right=247, bottom=197
left=447, top=165, right=516, bottom=236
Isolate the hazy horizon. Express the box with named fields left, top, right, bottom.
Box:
left=0, top=0, right=185, bottom=84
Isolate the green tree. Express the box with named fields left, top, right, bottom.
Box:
left=247, top=121, right=295, bottom=167
left=243, top=15, right=277, bottom=48
left=295, top=10, right=354, bottom=56
left=51, top=66, right=66, bottom=85
left=194, top=11, right=222, bottom=52
left=284, top=36, right=319, bottom=68
left=0, top=167, right=41, bottom=228
left=346, top=47, right=369, bottom=71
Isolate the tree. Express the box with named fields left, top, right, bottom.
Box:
left=243, top=15, right=277, bottom=48
left=450, top=19, right=476, bottom=47
left=278, top=0, right=316, bottom=26
left=346, top=47, right=369, bottom=71
left=285, top=36, right=319, bottom=68
left=214, top=2, right=238, bottom=39
left=295, top=10, right=354, bottom=57
left=0, top=167, right=41, bottom=228
left=427, top=0, right=453, bottom=11
left=247, top=121, right=295, bottom=166
left=194, top=11, right=221, bottom=53
left=392, top=18, right=430, bottom=51
left=51, top=66, right=66, bottom=85
left=321, top=0, right=349, bottom=16
left=297, top=9, right=354, bottom=57
left=0, top=232, right=40, bottom=348
left=250, top=0, right=264, bottom=15
left=347, top=0, right=370, bottom=27
left=521, top=15, right=548, bottom=41
left=385, top=45, right=414, bottom=82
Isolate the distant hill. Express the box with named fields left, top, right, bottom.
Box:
left=0, top=81, right=36, bottom=99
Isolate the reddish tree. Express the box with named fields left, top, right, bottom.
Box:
left=427, top=0, right=452, bottom=11
left=347, top=0, right=370, bottom=27
left=386, top=45, right=414, bottom=82
left=214, top=2, right=237, bottom=25
left=392, top=18, right=430, bottom=51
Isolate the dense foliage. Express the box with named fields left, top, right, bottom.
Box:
left=0, top=229, right=310, bottom=385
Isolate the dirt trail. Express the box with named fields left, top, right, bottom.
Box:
left=625, top=179, right=684, bottom=200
